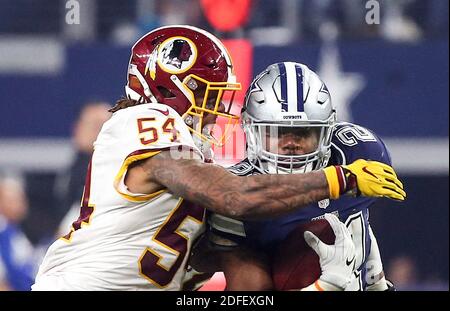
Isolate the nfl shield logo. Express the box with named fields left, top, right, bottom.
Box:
left=318, top=199, right=330, bottom=209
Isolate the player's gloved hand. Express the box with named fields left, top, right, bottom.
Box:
left=323, top=159, right=406, bottom=201
left=304, top=213, right=356, bottom=290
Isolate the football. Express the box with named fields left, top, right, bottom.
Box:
left=272, top=218, right=336, bottom=290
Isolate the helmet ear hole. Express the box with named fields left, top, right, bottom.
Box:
left=129, top=75, right=143, bottom=93
left=157, top=86, right=175, bottom=98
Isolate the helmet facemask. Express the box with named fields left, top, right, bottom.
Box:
left=243, top=112, right=336, bottom=174
left=176, top=74, right=242, bottom=148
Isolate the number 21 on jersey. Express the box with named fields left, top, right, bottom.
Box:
left=335, top=125, right=377, bottom=146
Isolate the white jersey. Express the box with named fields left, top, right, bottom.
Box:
left=33, top=103, right=207, bottom=291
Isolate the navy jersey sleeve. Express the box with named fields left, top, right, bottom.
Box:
left=330, top=122, right=392, bottom=166
left=327, top=122, right=394, bottom=216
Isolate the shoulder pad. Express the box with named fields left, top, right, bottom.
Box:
left=331, top=122, right=392, bottom=165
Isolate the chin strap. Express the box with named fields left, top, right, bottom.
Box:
left=191, top=127, right=214, bottom=162
left=189, top=113, right=218, bottom=162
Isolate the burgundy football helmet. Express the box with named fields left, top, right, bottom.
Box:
left=125, top=25, right=241, bottom=146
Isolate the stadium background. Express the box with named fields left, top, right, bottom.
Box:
left=0, top=0, right=448, bottom=290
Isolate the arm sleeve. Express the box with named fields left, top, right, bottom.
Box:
left=365, top=226, right=389, bottom=291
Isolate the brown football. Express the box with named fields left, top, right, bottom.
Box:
left=272, top=218, right=336, bottom=290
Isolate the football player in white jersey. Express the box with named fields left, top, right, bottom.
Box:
left=32, top=26, right=405, bottom=291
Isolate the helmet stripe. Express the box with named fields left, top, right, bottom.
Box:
left=285, top=62, right=299, bottom=113
left=295, top=64, right=304, bottom=112
left=277, top=63, right=288, bottom=111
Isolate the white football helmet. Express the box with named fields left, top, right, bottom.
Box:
left=242, top=62, right=336, bottom=174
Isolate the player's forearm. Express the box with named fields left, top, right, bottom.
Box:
left=238, top=171, right=329, bottom=219
left=149, top=156, right=330, bottom=220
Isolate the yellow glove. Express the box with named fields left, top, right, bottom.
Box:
left=323, top=159, right=406, bottom=201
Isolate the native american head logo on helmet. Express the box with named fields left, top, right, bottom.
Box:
left=159, top=38, right=194, bottom=71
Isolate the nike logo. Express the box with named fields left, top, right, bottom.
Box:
left=149, top=107, right=169, bottom=116
left=362, top=166, right=379, bottom=180
left=346, top=255, right=356, bottom=266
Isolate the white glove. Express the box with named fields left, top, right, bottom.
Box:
left=304, top=213, right=357, bottom=290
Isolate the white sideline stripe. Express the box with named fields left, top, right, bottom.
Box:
left=0, top=37, right=64, bottom=74
left=0, top=139, right=74, bottom=172
left=0, top=138, right=448, bottom=174
left=383, top=138, right=449, bottom=174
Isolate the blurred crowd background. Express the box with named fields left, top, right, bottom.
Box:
left=0, top=0, right=448, bottom=42
left=0, top=0, right=448, bottom=291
